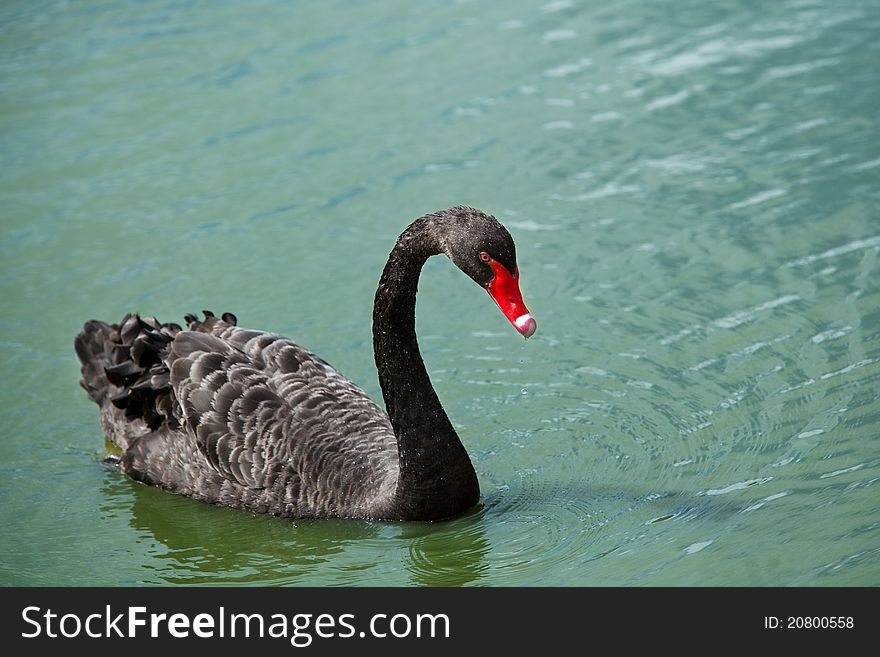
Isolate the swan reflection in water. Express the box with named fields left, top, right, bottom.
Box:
left=102, top=469, right=491, bottom=586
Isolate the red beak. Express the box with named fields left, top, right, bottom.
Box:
left=486, top=260, right=537, bottom=338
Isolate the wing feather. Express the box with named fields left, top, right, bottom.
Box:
left=165, top=324, right=396, bottom=506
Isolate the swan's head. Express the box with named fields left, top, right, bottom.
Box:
left=440, top=206, right=537, bottom=338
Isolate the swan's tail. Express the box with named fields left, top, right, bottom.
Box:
left=74, top=319, right=121, bottom=406
left=75, top=314, right=184, bottom=433
left=75, top=311, right=239, bottom=440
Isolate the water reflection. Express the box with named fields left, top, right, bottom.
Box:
left=101, top=475, right=379, bottom=585
left=398, top=507, right=491, bottom=587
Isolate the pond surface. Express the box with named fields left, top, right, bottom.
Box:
left=1, top=0, right=878, bottom=585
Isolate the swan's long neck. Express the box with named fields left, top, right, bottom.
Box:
left=372, top=216, right=479, bottom=519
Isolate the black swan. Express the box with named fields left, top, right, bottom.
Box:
left=75, top=206, right=536, bottom=521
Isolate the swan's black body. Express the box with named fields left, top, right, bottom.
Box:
left=75, top=207, right=531, bottom=521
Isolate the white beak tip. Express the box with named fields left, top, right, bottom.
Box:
left=514, top=314, right=537, bottom=338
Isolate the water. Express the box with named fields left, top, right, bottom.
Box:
left=1, top=0, right=879, bottom=586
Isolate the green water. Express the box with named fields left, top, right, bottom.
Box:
left=2, top=0, right=879, bottom=586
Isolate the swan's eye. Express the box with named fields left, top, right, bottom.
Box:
left=479, top=251, right=491, bottom=263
